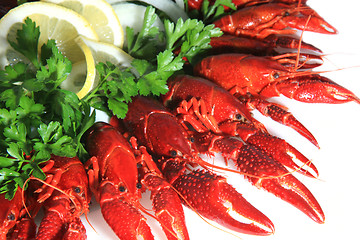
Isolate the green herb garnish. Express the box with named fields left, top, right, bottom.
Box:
left=187, top=0, right=236, bottom=23
left=0, top=18, right=95, bottom=200
left=84, top=6, right=222, bottom=119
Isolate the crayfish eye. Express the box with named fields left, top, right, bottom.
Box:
left=273, top=72, right=280, bottom=79
left=119, top=185, right=126, bottom=192
left=74, top=186, right=81, bottom=194
left=7, top=212, right=15, bottom=221
left=136, top=183, right=142, bottom=189
left=235, top=114, right=243, bottom=121
left=170, top=150, right=177, bottom=157
left=189, top=137, right=195, bottom=143
left=284, top=11, right=290, bottom=16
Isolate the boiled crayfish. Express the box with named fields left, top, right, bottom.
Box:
left=85, top=121, right=190, bottom=240
left=0, top=155, right=90, bottom=240
left=34, top=155, right=91, bottom=240
left=0, top=188, right=36, bottom=239
left=111, top=96, right=276, bottom=236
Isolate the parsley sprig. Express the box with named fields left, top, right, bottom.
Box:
left=187, top=0, right=236, bottom=23
left=85, top=6, right=222, bottom=119
left=0, top=18, right=95, bottom=200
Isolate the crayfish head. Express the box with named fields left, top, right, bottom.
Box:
left=0, top=188, right=22, bottom=235
left=51, top=156, right=91, bottom=216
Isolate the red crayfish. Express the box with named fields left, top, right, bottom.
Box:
left=85, top=122, right=189, bottom=240
left=109, top=94, right=325, bottom=235
left=111, top=96, right=276, bottom=236
left=0, top=188, right=36, bottom=239
left=188, top=0, right=360, bottom=148
left=0, top=155, right=91, bottom=240
left=34, top=155, right=91, bottom=240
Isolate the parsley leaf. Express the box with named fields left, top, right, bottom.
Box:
left=9, top=17, right=40, bottom=68
left=187, top=0, right=236, bottom=23
left=0, top=18, right=94, bottom=200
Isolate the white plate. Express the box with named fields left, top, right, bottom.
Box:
left=82, top=1, right=360, bottom=239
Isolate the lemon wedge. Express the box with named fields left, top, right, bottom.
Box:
left=0, top=2, right=99, bottom=69
left=68, top=36, right=133, bottom=99
left=42, top=0, right=124, bottom=48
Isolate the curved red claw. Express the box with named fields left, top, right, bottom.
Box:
left=191, top=131, right=323, bottom=223
left=219, top=122, right=319, bottom=178
left=246, top=132, right=319, bottom=178
left=235, top=145, right=325, bottom=223
left=261, top=74, right=360, bottom=104
left=236, top=94, right=319, bottom=147
left=164, top=164, right=275, bottom=236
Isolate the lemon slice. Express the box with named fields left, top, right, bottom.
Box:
left=42, top=0, right=124, bottom=48
left=0, top=1, right=99, bottom=69
left=68, top=36, right=133, bottom=99
left=77, top=36, right=133, bottom=66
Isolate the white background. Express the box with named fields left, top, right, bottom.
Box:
left=82, top=0, right=360, bottom=239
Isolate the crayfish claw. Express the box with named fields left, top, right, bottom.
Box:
left=172, top=169, right=275, bottom=236
left=267, top=75, right=360, bottom=104
left=242, top=95, right=319, bottom=147
left=263, top=175, right=325, bottom=224
left=246, top=132, right=319, bottom=178
left=63, top=217, right=87, bottom=240
left=236, top=145, right=324, bottom=223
